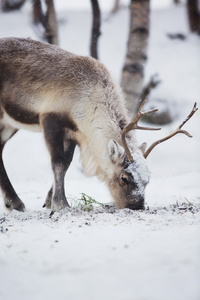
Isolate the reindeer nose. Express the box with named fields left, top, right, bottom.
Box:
left=126, top=197, right=145, bottom=210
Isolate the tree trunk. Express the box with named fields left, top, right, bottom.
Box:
left=187, top=0, right=200, bottom=35
left=121, top=0, right=150, bottom=117
left=45, top=0, right=58, bottom=45
left=90, top=0, right=101, bottom=59
left=32, top=0, right=58, bottom=45
left=32, top=0, right=44, bottom=25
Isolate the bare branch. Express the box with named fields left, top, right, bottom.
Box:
left=140, top=74, right=161, bottom=102
left=144, top=102, right=198, bottom=158
left=110, top=0, right=120, bottom=15
left=1, top=0, right=26, bottom=11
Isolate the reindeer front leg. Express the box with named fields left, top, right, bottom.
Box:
left=41, top=115, right=71, bottom=212
left=43, top=140, right=76, bottom=209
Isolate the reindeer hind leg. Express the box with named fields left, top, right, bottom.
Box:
left=0, top=123, right=25, bottom=211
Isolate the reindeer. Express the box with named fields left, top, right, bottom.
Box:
left=0, top=37, right=197, bottom=213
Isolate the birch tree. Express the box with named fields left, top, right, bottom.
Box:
left=121, top=0, right=150, bottom=117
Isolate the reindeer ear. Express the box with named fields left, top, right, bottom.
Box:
left=108, top=139, right=125, bottom=163
left=139, top=142, right=147, bottom=155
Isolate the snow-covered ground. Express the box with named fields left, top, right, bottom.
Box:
left=0, top=1, right=200, bottom=300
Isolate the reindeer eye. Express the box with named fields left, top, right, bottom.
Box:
left=120, top=174, right=129, bottom=185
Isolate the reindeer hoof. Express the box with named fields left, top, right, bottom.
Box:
left=43, top=196, right=52, bottom=209
left=51, top=198, right=70, bottom=213
left=43, top=188, right=53, bottom=209
left=42, top=200, right=51, bottom=209
left=5, top=199, right=25, bottom=212
left=49, top=210, right=54, bottom=218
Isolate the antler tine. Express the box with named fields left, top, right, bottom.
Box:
left=122, top=98, right=161, bottom=162
left=144, top=102, right=198, bottom=159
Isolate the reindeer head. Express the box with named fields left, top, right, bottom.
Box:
left=107, top=139, right=150, bottom=209
left=107, top=100, right=198, bottom=210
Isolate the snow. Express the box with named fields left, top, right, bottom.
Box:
left=0, top=1, right=200, bottom=300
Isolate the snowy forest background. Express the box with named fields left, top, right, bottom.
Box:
left=0, top=1, right=200, bottom=300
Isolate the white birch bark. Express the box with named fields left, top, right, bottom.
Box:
left=121, top=0, right=150, bottom=117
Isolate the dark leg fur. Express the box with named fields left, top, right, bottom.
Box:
left=0, top=125, right=25, bottom=211
left=43, top=141, right=76, bottom=209
left=42, top=115, right=76, bottom=212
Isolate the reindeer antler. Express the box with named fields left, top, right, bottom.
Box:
left=122, top=98, right=161, bottom=162
left=144, top=102, right=198, bottom=158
